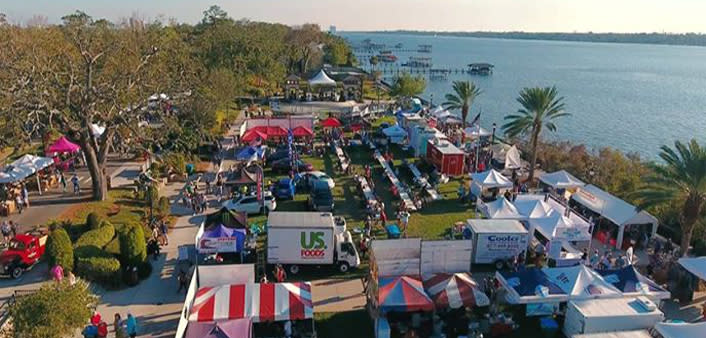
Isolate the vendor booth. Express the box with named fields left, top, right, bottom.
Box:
left=539, top=170, right=585, bottom=189
left=480, top=197, right=523, bottom=219
left=596, top=265, right=671, bottom=300
left=185, top=319, right=252, bottom=338
left=422, top=272, right=490, bottom=309
left=426, top=139, right=465, bottom=176
left=678, top=256, right=706, bottom=280
left=409, top=126, right=446, bottom=158
left=47, top=136, right=80, bottom=154
left=571, top=184, right=658, bottom=249
left=654, top=321, right=706, bottom=338
left=527, top=214, right=591, bottom=266
left=188, top=282, right=314, bottom=322
left=470, top=169, right=514, bottom=198
left=495, top=268, right=569, bottom=304
left=196, top=208, right=252, bottom=264
left=320, top=117, right=342, bottom=128
left=378, top=276, right=435, bottom=313
left=542, top=265, right=622, bottom=300
left=513, top=198, right=555, bottom=219
left=382, top=125, right=408, bottom=145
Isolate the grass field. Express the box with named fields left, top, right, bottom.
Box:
left=315, top=310, right=373, bottom=338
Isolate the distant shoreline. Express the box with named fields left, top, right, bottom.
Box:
left=342, top=30, right=706, bottom=48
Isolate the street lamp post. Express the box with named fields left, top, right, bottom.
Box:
left=491, top=123, right=497, bottom=144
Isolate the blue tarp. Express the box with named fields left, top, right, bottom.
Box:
left=499, top=269, right=566, bottom=297
left=236, top=146, right=265, bottom=161
left=597, top=265, right=668, bottom=295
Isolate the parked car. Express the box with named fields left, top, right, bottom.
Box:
left=301, top=171, right=335, bottom=189
left=308, top=181, right=334, bottom=212
left=0, top=230, right=48, bottom=279
left=222, top=191, right=277, bottom=214
left=265, top=149, right=291, bottom=165
left=273, top=178, right=296, bottom=200
left=271, top=158, right=313, bottom=173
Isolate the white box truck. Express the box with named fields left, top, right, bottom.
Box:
left=466, top=219, right=529, bottom=269
left=563, top=298, right=664, bottom=337
left=267, top=211, right=360, bottom=275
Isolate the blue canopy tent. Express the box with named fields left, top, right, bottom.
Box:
left=495, top=268, right=568, bottom=304
left=597, top=266, right=670, bottom=300
left=198, top=224, right=247, bottom=254
left=236, top=146, right=265, bottom=162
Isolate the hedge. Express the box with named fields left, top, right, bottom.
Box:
left=75, top=254, right=121, bottom=285
left=46, top=228, right=74, bottom=272
left=74, top=221, right=115, bottom=250
left=119, top=223, right=147, bottom=267
left=157, top=196, right=171, bottom=219
left=86, top=212, right=102, bottom=231
left=104, top=237, right=121, bottom=256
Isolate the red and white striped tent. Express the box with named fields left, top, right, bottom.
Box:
left=423, top=273, right=490, bottom=309
left=189, top=282, right=313, bottom=323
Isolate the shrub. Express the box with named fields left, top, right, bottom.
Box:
left=119, top=224, right=147, bottom=267
left=156, top=196, right=171, bottom=219
left=74, top=221, right=115, bottom=250
left=164, top=152, right=187, bottom=176
left=104, top=237, right=121, bottom=256
left=693, top=238, right=706, bottom=257
left=75, top=254, right=121, bottom=285
left=86, top=212, right=102, bottom=231
left=145, top=185, right=159, bottom=208
left=46, top=228, right=74, bottom=272
left=137, top=261, right=153, bottom=279
left=9, top=280, right=97, bottom=338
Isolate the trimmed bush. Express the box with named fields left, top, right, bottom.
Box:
left=157, top=196, right=171, bottom=219
left=46, top=228, right=74, bottom=272
left=75, top=254, right=121, bottom=285
left=74, top=221, right=115, bottom=250
left=104, top=237, right=121, bottom=256
left=145, top=185, right=159, bottom=208
left=119, top=223, right=147, bottom=267
left=86, top=212, right=102, bottom=231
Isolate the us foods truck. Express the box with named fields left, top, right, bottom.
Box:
left=466, top=219, right=529, bottom=269
left=267, top=211, right=360, bottom=275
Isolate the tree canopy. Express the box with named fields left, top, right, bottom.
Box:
left=390, top=72, right=427, bottom=98
left=0, top=7, right=352, bottom=200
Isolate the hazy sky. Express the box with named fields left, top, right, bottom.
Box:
left=2, top=0, right=704, bottom=33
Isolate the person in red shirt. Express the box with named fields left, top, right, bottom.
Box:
left=275, top=264, right=287, bottom=283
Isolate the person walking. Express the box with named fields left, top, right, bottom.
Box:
left=275, top=264, right=287, bottom=283
left=71, top=174, right=80, bottom=195
left=125, top=313, right=137, bottom=338
left=21, top=183, right=29, bottom=208
left=60, top=171, right=67, bottom=193
left=177, top=270, right=189, bottom=293
left=15, top=194, right=23, bottom=214
left=160, top=221, right=169, bottom=246
left=114, top=313, right=126, bottom=338
left=1, top=222, right=11, bottom=244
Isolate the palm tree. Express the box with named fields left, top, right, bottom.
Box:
left=502, top=86, right=568, bottom=183
left=442, top=81, right=482, bottom=129
left=634, top=140, right=706, bottom=256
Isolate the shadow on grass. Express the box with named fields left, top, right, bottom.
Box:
left=315, top=310, right=373, bottom=338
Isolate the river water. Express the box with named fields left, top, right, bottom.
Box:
left=341, top=32, right=706, bottom=160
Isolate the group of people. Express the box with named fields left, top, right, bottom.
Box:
left=0, top=220, right=18, bottom=244
left=82, top=311, right=137, bottom=338
left=259, top=263, right=288, bottom=284
left=182, top=180, right=208, bottom=215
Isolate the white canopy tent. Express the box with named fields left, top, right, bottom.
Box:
left=542, top=265, right=623, bottom=300
left=513, top=199, right=555, bottom=219
left=3, top=154, right=55, bottom=194
left=90, top=123, right=106, bottom=137
left=470, top=169, right=514, bottom=197
left=504, top=145, right=522, bottom=170
left=308, top=70, right=337, bottom=86
left=382, top=125, right=408, bottom=144
left=571, top=184, right=659, bottom=248
left=539, top=170, right=585, bottom=189
left=528, top=214, right=592, bottom=242
left=463, top=125, right=491, bottom=138
left=0, top=166, right=34, bottom=184
left=654, top=321, right=706, bottom=338
left=480, top=197, right=523, bottom=219
left=678, top=257, right=706, bottom=281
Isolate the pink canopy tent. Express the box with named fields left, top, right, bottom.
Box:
left=185, top=318, right=252, bottom=338
left=47, top=136, right=81, bottom=154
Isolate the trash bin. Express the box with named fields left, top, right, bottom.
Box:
left=539, top=317, right=558, bottom=338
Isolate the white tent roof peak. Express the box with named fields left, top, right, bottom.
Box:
left=308, top=70, right=337, bottom=86
left=482, top=197, right=523, bottom=219
left=542, top=265, right=622, bottom=299
left=470, top=169, right=513, bottom=189
left=513, top=199, right=555, bottom=219
left=463, top=125, right=492, bottom=138
left=505, top=145, right=522, bottom=170
left=571, top=184, right=658, bottom=227
left=539, top=170, right=585, bottom=189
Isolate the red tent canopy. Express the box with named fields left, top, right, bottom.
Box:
left=321, top=117, right=342, bottom=128
left=291, top=126, right=314, bottom=137
left=241, top=130, right=268, bottom=142
left=47, top=136, right=81, bottom=154
left=266, top=126, right=288, bottom=137
left=423, top=273, right=490, bottom=309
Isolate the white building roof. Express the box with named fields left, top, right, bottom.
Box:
left=466, top=219, right=527, bottom=234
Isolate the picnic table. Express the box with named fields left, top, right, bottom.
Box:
left=373, top=150, right=417, bottom=211
left=355, top=175, right=377, bottom=206
left=407, top=163, right=441, bottom=201
left=333, top=143, right=349, bottom=172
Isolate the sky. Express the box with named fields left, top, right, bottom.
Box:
left=2, top=0, right=705, bottom=33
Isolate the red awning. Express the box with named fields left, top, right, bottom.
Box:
left=241, top=130, right=268, bottom=142
left=266, top=126, right=288, bottom=137
left=292, top=126, right=314, bottom=137
left=321, top=117, right=342, bottom=128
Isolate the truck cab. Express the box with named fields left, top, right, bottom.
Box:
left=334, top=231, right=360, bottom=273
left=1, top=232, right=48, bottom=279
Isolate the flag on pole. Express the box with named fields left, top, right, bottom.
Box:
left=469, top=112, right=481, bottom=126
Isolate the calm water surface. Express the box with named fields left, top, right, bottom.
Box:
left=342, top=32, right=706, bottom=160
